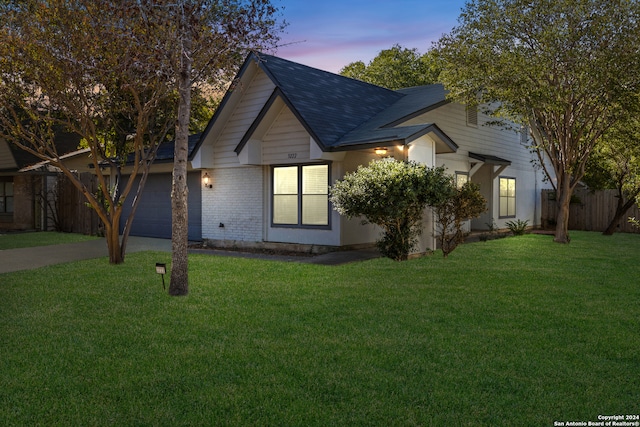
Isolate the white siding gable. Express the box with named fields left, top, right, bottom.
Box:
left=401, top=101, right=547, bottom=231
left=404, top=103, right=535, bottom=171
left=262, top=106, right=310, bottom=164
left=210, top=70, right=276, bottom=168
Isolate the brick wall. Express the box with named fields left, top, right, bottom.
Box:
left=201, top=166, right=264, bottom=242
left=2, top=174, right=36, bottom=230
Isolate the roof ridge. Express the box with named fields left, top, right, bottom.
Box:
left=251, top=52, right=404, bottom=148
left=254, top=52, right=400, bottom=95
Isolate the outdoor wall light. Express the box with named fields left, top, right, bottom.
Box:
left=202, top=172, right=212, bottom=188
left=374, top=147, right=388, bottom=156
left=155, top=262, right=167, bottom=289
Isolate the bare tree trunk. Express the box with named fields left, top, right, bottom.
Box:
left=169, top=19, right=192, bottom=296
left=554, top=176, right=572, bottom=244
left=104, top=221, right=124, bottom=264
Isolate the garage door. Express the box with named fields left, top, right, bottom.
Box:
left=119, top=172, right=202, bottom=240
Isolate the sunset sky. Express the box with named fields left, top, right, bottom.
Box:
left=272, top=0, right=468, bottom=73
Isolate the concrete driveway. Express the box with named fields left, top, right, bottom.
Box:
left=0, top=237, right=171, bottom=274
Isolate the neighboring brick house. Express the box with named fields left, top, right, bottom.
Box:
left=0, top=133, right=80, bottom=232
left=2, top=130, right=203, bottom=239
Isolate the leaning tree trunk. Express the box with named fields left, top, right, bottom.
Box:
left=554, top=177, right=572, bottom=244
left=603, top=195, right=638, bottom=236
left=168, top=23, right=192, bottom=296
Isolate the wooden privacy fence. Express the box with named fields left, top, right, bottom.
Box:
left=541, top=188, right=640, bottom=233
left=57, top=172, right=101, bottom=235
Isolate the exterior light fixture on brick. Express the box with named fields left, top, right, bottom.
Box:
left=202, top=172, right=212, bottom=188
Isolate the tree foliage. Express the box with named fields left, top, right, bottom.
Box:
left=583, top=117, right=640, bottom=235
left=0, top=0, right=283, bottom=294
left=435, top=0, right=640, bottom=244
left=433, top=181, right=487, bottom=257
left=339, top=44, right=441, bottom=90
left=0, top=0, right=178, bottom=264
left=329, top=159, right=451, bottom=261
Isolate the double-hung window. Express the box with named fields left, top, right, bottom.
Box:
left=272, top=164, right=329, bottom=227
left=499, top=177, right=516, bottom=218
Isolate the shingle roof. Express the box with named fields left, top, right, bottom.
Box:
left=254, top=53, right=458, bottom=152
left=469, top=152, right=511, bottom=165
left=152, top=133, right=201, bottom=163
left=337, top=85, right=451, bottom=147
left=254, top=52, right=404, bottom=149
left=5, top=131, right=81, bottom=171
left=199, top=52, right=458, bottom=155
left=16, top=132, right=193, bottom=172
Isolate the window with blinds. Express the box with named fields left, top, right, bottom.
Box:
left=499, top=177, right=516, bottom=218
left=272, top=164, right=329, bottom=227
left=455, top=172, right=469, bottom=189
left=273, top=166, right=299, bottom=224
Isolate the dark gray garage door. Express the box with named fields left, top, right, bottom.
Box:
left=119, top=172, right=202, bottom=240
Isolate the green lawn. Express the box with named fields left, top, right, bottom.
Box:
left=1, top=231, right=638, bottom=426
left=0, top=231, right=98, bottom=250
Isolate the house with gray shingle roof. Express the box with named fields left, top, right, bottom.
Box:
left=11, top=52, right=546, bottom=250
left=190, top=52, right=549, bottom=253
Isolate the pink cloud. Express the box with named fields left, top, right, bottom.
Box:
left=272, top=0, right=465, bottom=73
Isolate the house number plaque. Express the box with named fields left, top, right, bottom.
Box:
left=288, top=153, right=297, bottom=159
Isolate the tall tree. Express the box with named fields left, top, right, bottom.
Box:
left=136, top=0, right=283, bottom=295
left=435, top=0, right=640, bottom=243
left=340, top=44, right=440, bottom=90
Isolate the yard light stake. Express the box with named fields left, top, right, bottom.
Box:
left=155, top=263, right=167, bottom=289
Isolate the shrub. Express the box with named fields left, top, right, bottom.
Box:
left=330, top=159, right=451, bottom=261
left=433, top=181, right=487, bottom=257
left=506, top=219, right=530, bottom=235
left=485, top=218, right=498, bottom=233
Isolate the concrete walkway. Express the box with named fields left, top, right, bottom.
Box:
left=1, top=237, right=380, bottom=274
left=189, top=246, right=381, bottom=266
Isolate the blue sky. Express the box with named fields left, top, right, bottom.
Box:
left=272, top=0, right=468, bottom=73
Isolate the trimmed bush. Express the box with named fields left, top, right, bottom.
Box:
left=330, top=159, right=451, bottom=261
